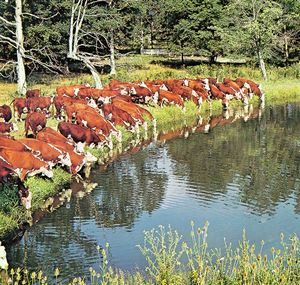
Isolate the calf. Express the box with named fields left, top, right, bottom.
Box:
left=37, top=129, right=89, bottom=174
left=25, top=112, right=47, bottom=137
left=0, top=104, right=12, bottom=122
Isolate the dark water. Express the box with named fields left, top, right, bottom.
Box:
left=6, top=103, right=300, bottom=281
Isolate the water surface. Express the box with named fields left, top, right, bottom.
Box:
left=7, top=103, right=300, bottom=281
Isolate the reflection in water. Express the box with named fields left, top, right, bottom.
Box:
left=6, top=104, right=300, bottom=282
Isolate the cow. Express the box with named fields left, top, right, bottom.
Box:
left=19, top=138, right=72, bottom=168
left=56, top=84, right=89, bottom=97
left=0, top=136, right=28, bottom=151
left=0, top=104, right=12, bottom=122
left=75, top=109, right=121, bottom=140
left=235, top=78, right=264, bottom=101
left=156, top=89, right=184, bottom=107
left=12, top=98, right=28, bottom=121
left=0, top=148, right=53, bottom=180
left=25, top=112, right=47, bottom=137
left=208, top=83, right=229, bottom=110
left=64, top=102, right=99, bottom=123
left=37, top=129, right=93, bottom=174
left=0, top=122, right=18, bottom=134
left=26, top=96, right=53, bottom=116
left=102, top=103, right=137, bottom=131
left=53, top=95, right=88, bottom=119
left=17, top=178, right=32, bottom=209
left=130, top=85, right=154, bottom=104
left=26, top=89, right=41, bottom=98
left=58, top=122, right=110, bottom=148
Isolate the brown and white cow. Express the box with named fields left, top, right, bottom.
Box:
left=12, top=98, right=28, bottom=121
left=58, top=122, right=110, bottom=149
left=0, top=104, right=12, bottom=122
left=26, top=96, right=53, bottom=115
left=19, top=138, right=72, bottom=168
left=0, top=148, right=53, bottom=180
left=25, top=112, right=47, bottom=137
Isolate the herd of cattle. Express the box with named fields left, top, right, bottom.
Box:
left=0, top=76, right=264, bottom=209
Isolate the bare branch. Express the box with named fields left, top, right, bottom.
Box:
left=22, top=12, right=59, bottom=20
left=0, top=35, right=17, bottom=47
left=0, top=16, right=15, bottom=26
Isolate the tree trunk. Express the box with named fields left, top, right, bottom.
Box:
left=109, top=31, right=116, bottom=75
left=83, top=59, right=102, bottom=89
left=257, top=48, right=267, bottom=80
left=15, top=0, right=27, bottom=95
left=284, top=25, right=289, bottom=67
left=181, top=52, right=184, bottom=65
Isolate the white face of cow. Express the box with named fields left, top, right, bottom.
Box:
left=21, top=190, right=32, bottom=210
left=88, top=99, right=97, bottom=109
left=203, top=79, right=210, bottom=91
left=76, top=142, right=86, bottom=153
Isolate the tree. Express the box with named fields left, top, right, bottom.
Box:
left=0, top=0, right=27, bottom=95
left=158, top=0, right=225, bottom=64
left=275, top=0, right=300, bottom=66
left=222, top=0, right=283, bottom=80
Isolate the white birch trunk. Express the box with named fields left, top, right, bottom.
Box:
left=15, top=0, right=27, bottom=95
left=257, top=49, right=267, bottom=80
left=109, top=32, right=116, bottom=75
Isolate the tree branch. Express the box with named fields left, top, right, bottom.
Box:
left=0, top=16, right=15, bottom=26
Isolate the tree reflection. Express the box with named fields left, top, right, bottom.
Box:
left=166, top=104, right=300, bottom=216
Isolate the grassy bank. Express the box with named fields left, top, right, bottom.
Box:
left=1, top=222, right=300, bottom=284
left=0, top=57, right=299, bottom=241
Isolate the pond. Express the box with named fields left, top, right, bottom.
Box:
left=6, top=103, right=300, bottom=282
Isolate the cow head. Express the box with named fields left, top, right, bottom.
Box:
left=130, top=87, right=137, bottom=95
left=202, top=79, right=210, bottom=91
left=18, top=180, right=32, bottom=210
left=183, top=79, right=189, bottom=86
left=76, top=142, right=86, bottom=153
left=87, top=98, right=97, bottom=109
